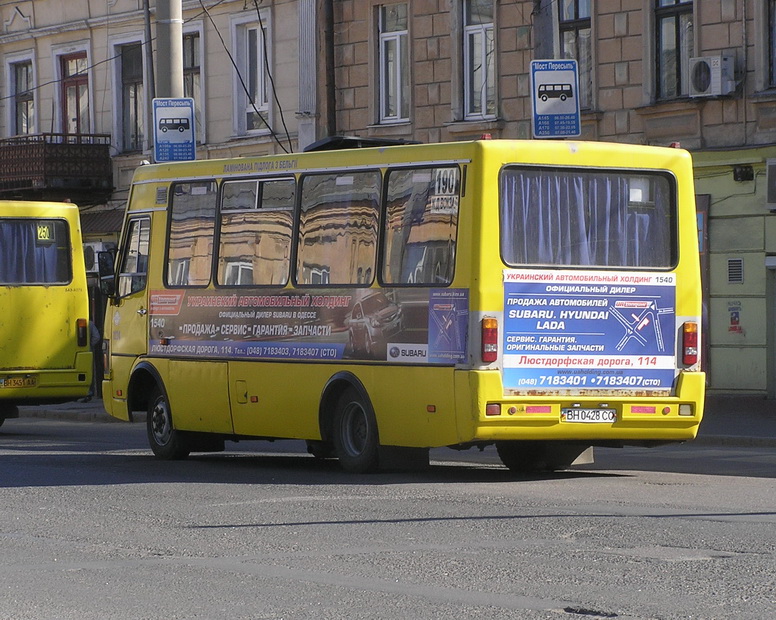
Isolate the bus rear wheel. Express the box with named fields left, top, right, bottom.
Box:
left=332, top=387, right=379, bottom=473
left=147, top=387, right=190, bottom=460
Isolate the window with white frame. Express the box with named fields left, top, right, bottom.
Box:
left=378, top=4, right=409, bottom=123
left=60, top=52, right=90, bottom=135
left=233, top=15, right=269, bottom=134
left=463, top=0, right=495, bottom=119
left=769, top=0, right=776, bottom=87
left=119, top=42, right=144, bottom=151
left=183, top=31, right=203, bottom=140
left=559, top=0, right=591, bottom=110
left=12, top=60, right=35, bottom=135
left=655, top=0, right=694, bottom=99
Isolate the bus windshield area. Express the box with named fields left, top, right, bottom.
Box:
left=0, top=219, right=72, bottom=284
left=500, top=167, right=676, bottom=268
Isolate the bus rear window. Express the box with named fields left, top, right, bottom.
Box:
left=500, top=167, right=676, bottom=268
left=0, top=219, right=71, bottom=284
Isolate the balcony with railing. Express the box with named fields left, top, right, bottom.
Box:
left=0, top=133, right=113, bottom=205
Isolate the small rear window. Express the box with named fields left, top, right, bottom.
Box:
left=0, top=219, right=72, bottom=284
left=500, top=167, right=676, bottom=268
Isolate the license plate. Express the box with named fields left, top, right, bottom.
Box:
left=0, top=376, right=37, bottom=389
left=561, top=408, right=616, bottom=423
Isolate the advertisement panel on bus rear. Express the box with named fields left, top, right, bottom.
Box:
left=148, top=287, right=468, bottom=365
left=502, top=269, right=677, bottom=393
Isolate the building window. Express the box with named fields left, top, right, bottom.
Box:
left=60, top=53, right=89, bottom=135
left=655, top=0, right=694, bottom=99
left=559, top=0, right=591, bottom=110
left=378, top=4, right=409, bottom=123
left=120, top=43, right=144, bottom=151
left=232, top=14, right=270, bottom=134
left=769, top=1, right=776, bottom=87
left=245, top=24, right=269, bottom=131
left=183, top=32, right=202, bottom=139
left=463, top=0, right=495, bottom=119
left=12, top=61, right=34, bottom=135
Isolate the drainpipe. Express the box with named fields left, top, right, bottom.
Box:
left=324, top=0, right=336, bottom=136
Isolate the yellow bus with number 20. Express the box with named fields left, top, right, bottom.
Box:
left=0, top=201, right=93, bottom=426
left=99, top=138, right=704, bottom=473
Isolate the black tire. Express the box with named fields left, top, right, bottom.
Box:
left=496, top=441, right=554, bottom=474
left=146, top=386, right=190, bottom=460
left=0, top=404, right=18, bottom=428
left=496, top=441, right=588, bottom=474
left=332, top=387, right=379, bottom=473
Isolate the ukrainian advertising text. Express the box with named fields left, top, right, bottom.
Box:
left=503, top=270, right=677, bottom=392
left=148, top=288, right=468, bottom=365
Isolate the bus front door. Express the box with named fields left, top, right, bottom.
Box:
left=104, top=217, right=151, bottom=419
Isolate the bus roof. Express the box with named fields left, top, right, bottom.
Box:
left=129, top=139, right=693, bottom=186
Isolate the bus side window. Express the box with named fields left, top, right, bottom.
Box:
left=167, top=181, right=217, bottom=287
left=296, top=171, right=380, bottom=286
left=117, top=218, right=150, bottom=297
left=218, top=178, right=295, bottom=286
left=382, top=166, right=459, bottom=285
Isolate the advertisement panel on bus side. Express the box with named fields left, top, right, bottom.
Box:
left=148, top=287, right=469, bottom=365
left=502, top=269, right=677, bottom=393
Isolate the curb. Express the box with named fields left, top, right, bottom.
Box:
left=692, top=435, right=776, bottom=448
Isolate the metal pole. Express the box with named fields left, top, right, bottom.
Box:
left=143, top=0, right=156, bottom=149
left=156, top=0, right=184, bottom=98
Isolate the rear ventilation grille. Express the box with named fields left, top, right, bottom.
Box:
left=727, top=258, right=744, bottom=283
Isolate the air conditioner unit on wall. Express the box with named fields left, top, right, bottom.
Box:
left=766, top=160, right=776, bottom=211
left=688, top=55, right=735, bottom=97
left=83, top=242, right=108, bottom=272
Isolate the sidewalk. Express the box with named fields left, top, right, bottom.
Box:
left=13, top=394, right=776, bottom=447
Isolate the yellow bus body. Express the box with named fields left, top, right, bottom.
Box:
left=102, top=139, right=704, bottom=470
left=0, top=201, right=93, bottom=417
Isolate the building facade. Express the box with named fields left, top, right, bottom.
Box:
left=0, top=0, right=320, bottom=218
left=3, top=0, right=776, bottom=396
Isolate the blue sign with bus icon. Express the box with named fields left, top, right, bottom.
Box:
left=531, top=60, right=581, bottom=138
left=153, top=98, right=196, bottom=162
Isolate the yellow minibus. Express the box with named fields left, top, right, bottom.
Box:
left=0, top=201, right=93, bottom=425
left=100, top=139, right=704, bottom=472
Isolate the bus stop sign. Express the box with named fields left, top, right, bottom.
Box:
left=530, top=60, right=581, bottom=138
left=153, top=98, right=196, bottom=162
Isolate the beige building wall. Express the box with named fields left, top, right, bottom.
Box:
left=0, top=0, right=307, bottom=204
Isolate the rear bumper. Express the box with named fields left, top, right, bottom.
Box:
left=457, top=369, right=705, bottom=444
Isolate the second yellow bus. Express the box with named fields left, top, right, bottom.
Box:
left=99, top=138, right=705, bottom=473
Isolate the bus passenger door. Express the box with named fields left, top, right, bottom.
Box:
left=106, top=217, right=151, bottom=407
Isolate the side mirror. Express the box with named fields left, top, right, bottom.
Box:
left=97, top=250, right=116, bottom=297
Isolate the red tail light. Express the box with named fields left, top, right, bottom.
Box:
left=682, top=321, right=698, bottom=366
left=76, top=318, right=88, bottom=347
left=481, top=317, right=498, bottom=363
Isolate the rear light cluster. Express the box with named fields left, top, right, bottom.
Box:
left=682, top=321, right=698, bottom=366
left=481, top=317, right=498, bottom=363
left=76, top=318, right=88, bottom=347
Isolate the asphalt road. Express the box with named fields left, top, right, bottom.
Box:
left=2, top=418, right=776, bottom=619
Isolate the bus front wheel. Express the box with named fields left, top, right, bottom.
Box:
left=147, top=387, right=190, bottom=460
left=332, top=387, right=379, bottom=473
